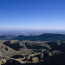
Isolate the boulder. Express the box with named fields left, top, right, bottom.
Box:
left=32, top=57, right=39, bottom=63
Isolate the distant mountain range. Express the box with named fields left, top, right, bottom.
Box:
left=0, top=33, right=65, bottom=41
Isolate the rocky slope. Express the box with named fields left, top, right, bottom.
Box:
left=0, top=40, right=65, bottom=65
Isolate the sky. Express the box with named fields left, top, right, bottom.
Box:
left=0, top=0, right=65, bottom=31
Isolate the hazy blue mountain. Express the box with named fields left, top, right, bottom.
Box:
left=0, top=33, right=65, bottom=41
left=15, top=33, right=65, bottom=41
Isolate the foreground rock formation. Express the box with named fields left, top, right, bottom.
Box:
left=0, top=40, right=65, bottom=65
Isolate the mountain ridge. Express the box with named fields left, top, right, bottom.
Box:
left=0, top=33, right=65, bottom=41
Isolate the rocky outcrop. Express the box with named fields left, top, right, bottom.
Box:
left=0, top=40, right=65, bottom=65
left=0, top=59, right=6, bottom=65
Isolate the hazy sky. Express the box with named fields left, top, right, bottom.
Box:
left=0, top=0, right=65, bottom=31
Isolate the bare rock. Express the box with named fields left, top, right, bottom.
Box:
left=32, top=57, right=39, bottom=63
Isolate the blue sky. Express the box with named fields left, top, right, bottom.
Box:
left=0, top=0, right=65, bottom=31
